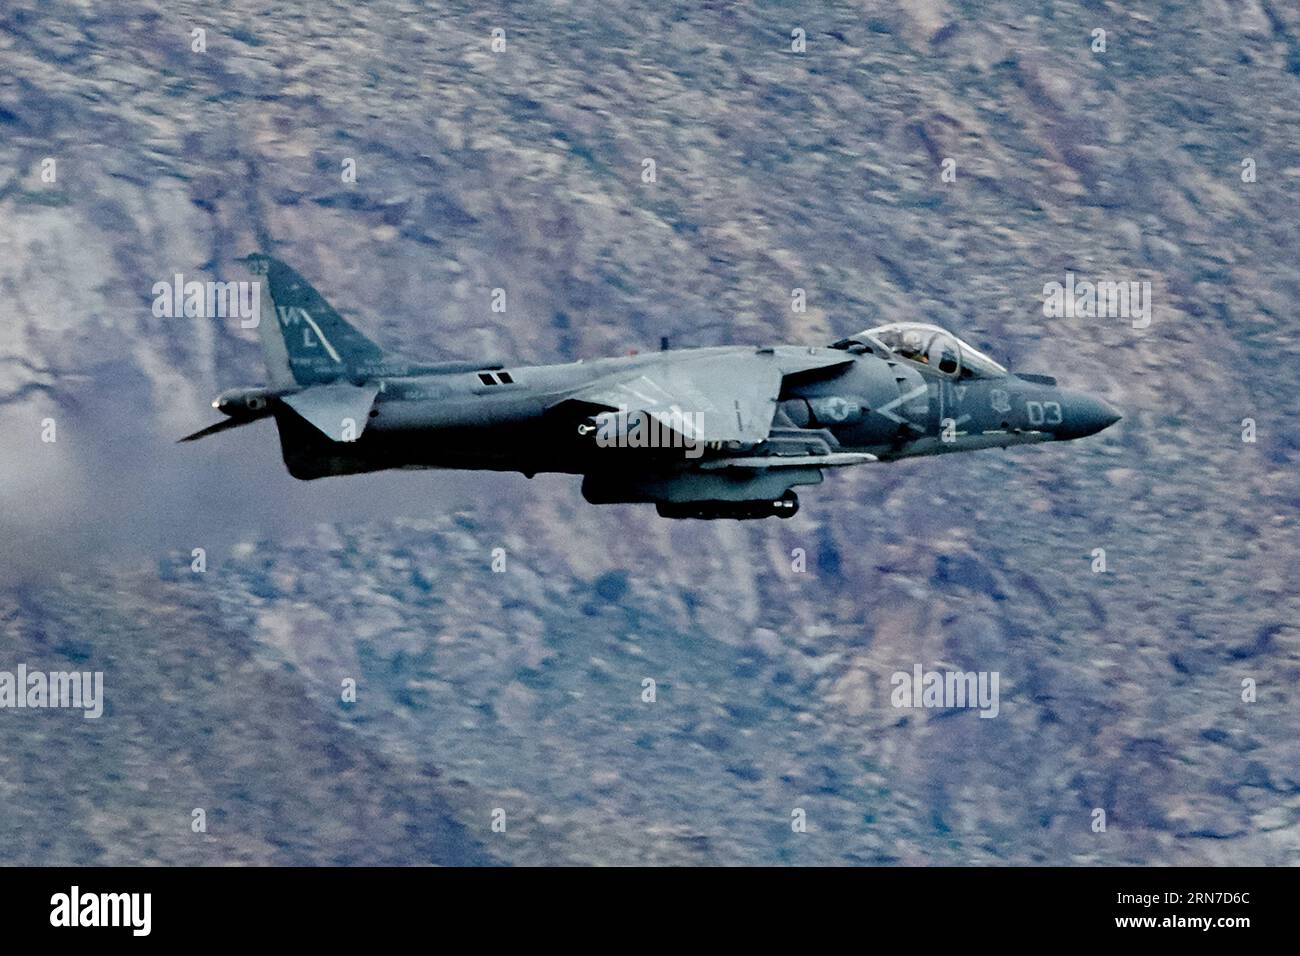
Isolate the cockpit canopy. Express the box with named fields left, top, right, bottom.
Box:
left=835, top=322, right=1008, bottom=379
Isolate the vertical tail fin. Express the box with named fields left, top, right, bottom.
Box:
left=243, top=254, right=389, bottom=386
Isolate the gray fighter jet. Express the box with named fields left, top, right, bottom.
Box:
left=182, top=255, right=1121, bottom=519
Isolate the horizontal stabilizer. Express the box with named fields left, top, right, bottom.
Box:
left=281, top=382, right=380, bottom=442
left=177, top=417, right=255, bottom=443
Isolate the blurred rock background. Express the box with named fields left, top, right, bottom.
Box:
left=0, top=0, right=1297, bottom=864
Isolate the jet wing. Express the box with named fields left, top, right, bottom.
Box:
left=281, top=382, right=380, bottom=442
left=562, top=353, right=785, bottom=444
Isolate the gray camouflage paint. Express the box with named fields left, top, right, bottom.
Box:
left=183, top=256, right=1121, bottom=519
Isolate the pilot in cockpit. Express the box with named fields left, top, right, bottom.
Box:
left=899, top=328, right=929, bottom=363
left=837, top=323, right=1008, bottom=380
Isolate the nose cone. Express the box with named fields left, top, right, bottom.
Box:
left=1056, top=392, right=1122, bottom=440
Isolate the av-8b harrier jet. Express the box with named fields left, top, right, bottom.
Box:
left=182, top=255, right=1121, bottom=519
